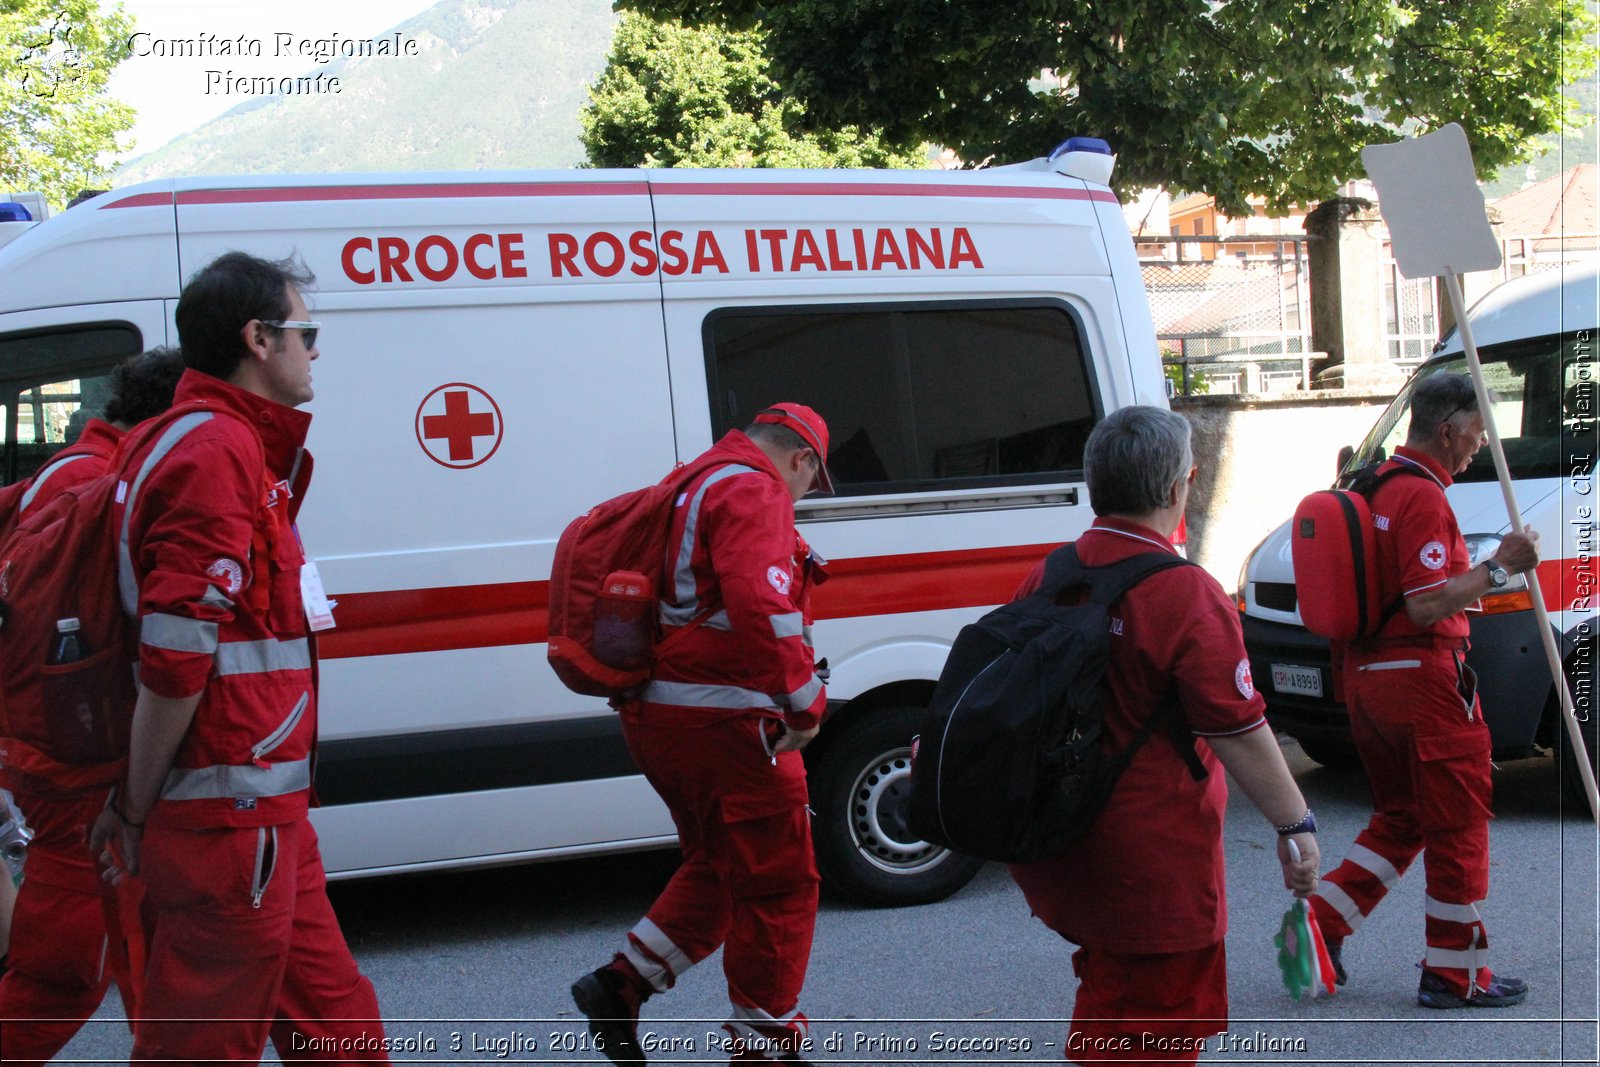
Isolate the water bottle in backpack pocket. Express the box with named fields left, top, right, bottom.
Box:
left=41, top=616, right=134, bottom=765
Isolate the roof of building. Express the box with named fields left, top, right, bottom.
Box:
left=1489, top=164, right=1596, bottom=238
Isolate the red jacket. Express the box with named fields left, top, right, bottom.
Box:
left=0, top=418, right=123, bottom=530
left=121, top=370, right=316, bottom=829
left=641, top=430, right=827, bottom=731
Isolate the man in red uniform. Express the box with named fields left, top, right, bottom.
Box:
left=0, top=347, right=183, bottom=1065
left=89, top=253, right=388, bottom=1063
left=1007, top=405, right=1320, bottom=1064
left=572, top=403, right=833, bottom=1066
left=1309, top=372, right=1539, bottom=1008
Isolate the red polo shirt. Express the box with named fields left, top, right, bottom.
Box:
left=1366, top=445, right=1471, bottom=644
left=1008, top=517, right=1267, bottom=954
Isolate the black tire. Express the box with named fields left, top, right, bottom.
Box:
left=1295, top=736, right=1364, bottom=770
left=808, top=705, right=985, bottom=907
left=1557, top=644, right=1599, bottom=816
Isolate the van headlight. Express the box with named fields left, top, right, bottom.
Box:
left=1464, top=533, right=1530, bottom=594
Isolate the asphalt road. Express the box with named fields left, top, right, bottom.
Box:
left=51, top=738, right=1600, bottom=1066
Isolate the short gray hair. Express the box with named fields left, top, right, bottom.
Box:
left=1407, top=371, right=1479, bottom=444
left=1084, top=405, right=1192, bottom=516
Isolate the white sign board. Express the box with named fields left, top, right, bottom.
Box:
left=1360, top=123, right=1502, bottom=280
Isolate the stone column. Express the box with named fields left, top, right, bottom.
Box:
left=1305, top=197, right=1404, bottom=390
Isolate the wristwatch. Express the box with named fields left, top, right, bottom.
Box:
left=1274, top=809, right=1317, bottom=836
left=1483, top=558, right=1509, bottom=588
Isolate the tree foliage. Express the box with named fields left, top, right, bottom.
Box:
left=1, top=0, right=135, bottom=208
left=582, top=11, right=925, bottom=169
left=616, top=0, right=1596, bottom=213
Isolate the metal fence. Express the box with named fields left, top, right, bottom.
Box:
left=1152, top=231, right=1597, bottom=395
left=1138, top=236, right=1311, bottom=395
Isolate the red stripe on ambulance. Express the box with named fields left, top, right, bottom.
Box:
left=318, top=542, right=1060, bottom=660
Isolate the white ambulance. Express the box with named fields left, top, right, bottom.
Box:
left=1239, top=261, right=1599, bottom=808
left=0, top=140, right=1168, bottom=904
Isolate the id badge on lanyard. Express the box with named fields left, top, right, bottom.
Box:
left=294, top=525, right=337, bottom=632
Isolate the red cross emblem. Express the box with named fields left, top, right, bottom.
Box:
left=415, top=383, right=503, bottom=469
left=1419, top=541, right=1447, bottom=570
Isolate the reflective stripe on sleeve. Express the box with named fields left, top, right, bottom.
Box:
left=161, top=757, right=311, bottom=801
left=769, top=612, right=805, bottom=639
left=141, top=612, right=219, bottom=655
left=785, top=674, right=823, bottom=711
left=215, top=638, right=311, bottom=677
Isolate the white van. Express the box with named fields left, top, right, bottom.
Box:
left=1240, top=261, right=1599, bottom=806
left=0, top=142, right=1169, bottom=904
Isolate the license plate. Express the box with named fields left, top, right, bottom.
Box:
left=1270, top=663, right=1324, bottom=698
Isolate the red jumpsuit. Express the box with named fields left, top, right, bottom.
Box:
left=0, top=420, right=136, bottom=1067
left=1310, top=446, right=1496, bottom=998
left=119, top=370, right=386, bottom=1064
left=616, top=429, right=827, bottom=1056
left=1008, top=518, right=1267, bottom=1064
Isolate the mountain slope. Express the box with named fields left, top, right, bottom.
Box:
left=117, top=0, right=616, bottom=182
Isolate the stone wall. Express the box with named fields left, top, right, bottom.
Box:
left=1176, top=390, right=1398, bottom=588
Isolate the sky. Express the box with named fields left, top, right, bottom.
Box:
left=109, top=0, right=438, bottom=156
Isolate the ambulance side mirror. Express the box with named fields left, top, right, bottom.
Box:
left=1336, top=444, right=1354, bottom=475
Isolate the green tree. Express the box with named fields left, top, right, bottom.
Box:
left=616, top=0, right=1596, bottom=213
left=1, top=0, right=134, bottom=209
left=582, top=11, right=924, bottom=169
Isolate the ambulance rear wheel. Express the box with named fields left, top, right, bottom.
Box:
left=808, top=705, right=984, bottom=907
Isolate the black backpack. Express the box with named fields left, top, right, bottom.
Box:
left=907, top=544, right=1205, bottom=863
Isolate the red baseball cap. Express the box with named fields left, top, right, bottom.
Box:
left=754, top=402, right=834, bottom=495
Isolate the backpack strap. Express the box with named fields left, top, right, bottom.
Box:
left=1035, top=541, right=1192, bottom=605
left=1037, top=541, right=1208, bottom=781
left=17, top=452, right=98, bottom=514
left=1350, top=461, right=1426, bottom=640
left=114, top=405, right=219, bottom=617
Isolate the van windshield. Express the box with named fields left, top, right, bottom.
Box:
left=1340, top=331, right=1596, bottom=486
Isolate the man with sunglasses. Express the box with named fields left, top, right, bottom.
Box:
left=573, top=403, right=833, bottom=1065
left=1308, top=371, right=1540, bottom=1009
left=91, top=252, right=388, bottom=1063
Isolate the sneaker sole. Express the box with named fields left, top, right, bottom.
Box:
left=1418, top=988, right=1529, bottom=1009
left=571, top=973, right=646, bottom=1064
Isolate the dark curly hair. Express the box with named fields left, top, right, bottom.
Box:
left=103, top=346, right=185, bottom=426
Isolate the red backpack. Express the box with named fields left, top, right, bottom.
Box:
left=547, top=454, right=730, bottom=698
left=0, top=443, right=119, bottom=547
left=1290, top=464, right=1414, bottom=642
left=0, top=406, right=212, bottom=786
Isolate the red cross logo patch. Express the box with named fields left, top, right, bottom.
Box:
left=415, top=383, right=504, bottom=469
left=1419, top=540, right=1448, bottom=570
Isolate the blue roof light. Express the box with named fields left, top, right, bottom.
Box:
left=0, top=202, right=34, bottom=223
left=1049, top=137, right=1112, bottom=159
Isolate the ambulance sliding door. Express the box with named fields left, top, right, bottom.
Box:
left=174, top=176, right=680, bottom=875
left=648, top=170, right=1109, bottom=697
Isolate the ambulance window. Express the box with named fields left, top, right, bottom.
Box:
left=1342, top=332, right=1585, bottom=484
left=0, top=324, right=141, bottom=486
left=704, top=301, right=1097, bottom=494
